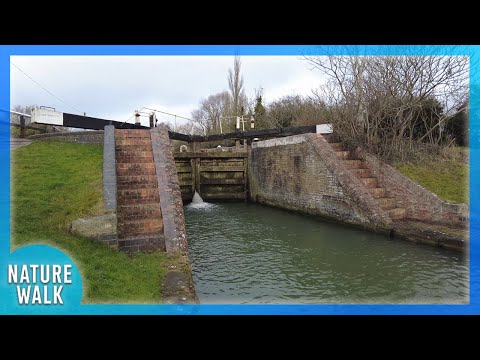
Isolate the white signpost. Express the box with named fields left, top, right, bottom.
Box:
left=31, top=108, right=64, bottom=126
left=316, top=124, right=333, bottom=134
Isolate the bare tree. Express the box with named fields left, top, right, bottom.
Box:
left=10, top=104, right=36, bottom=124
left=191, top=91, right=232, bottom=135
left=305, top=55, right=469, bottom=161
left=265, top=95, right=328, bottom=129
left=228, top=55, right=245, bottom=119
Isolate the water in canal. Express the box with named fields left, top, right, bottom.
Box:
left=184, top=201, right=469, bottom=304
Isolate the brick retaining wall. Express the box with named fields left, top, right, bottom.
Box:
left=355, top=148, right=468, bottom=227
left=29, top=131, right=104, bottom=144
left=248, top=134, right=391, bottom=232
left=151, top=126, right=189, bottom=254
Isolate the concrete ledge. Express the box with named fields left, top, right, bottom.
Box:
left=70, top=213, right=118, bottom=247
left=103, top=125, right=117, bottom=211
left=392, top=220, right=467, bottom=252
left=162, top=252, right=199, bottom=304
left=151, top=126, right=198, bottom=303
left=252, top=134, right=306, bottom=148
left=151, top=126, right=189, bottom=254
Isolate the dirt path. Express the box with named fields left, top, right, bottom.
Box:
left=10, top=138, right=32, bottom=149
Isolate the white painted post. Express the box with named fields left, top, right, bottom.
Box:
left=134, top=110, right=141, bottom=125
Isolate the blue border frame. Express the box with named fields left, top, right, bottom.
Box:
left=0, top=45, right=477, bottom=315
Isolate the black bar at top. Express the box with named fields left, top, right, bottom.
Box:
left=62, top=113, right=148, bottom=130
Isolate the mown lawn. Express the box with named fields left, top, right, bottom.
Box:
left=395, top=148, right=469, bottom=205
left=11, top=141, right=168, bottom=303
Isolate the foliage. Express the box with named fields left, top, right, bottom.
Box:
left=191, top=91, right=232, bottom=134
left=306, top=55, right=469, bottom=161
left=253, top=94, right=267, bottom=129
left=445, top=98, right=469, bottom=146
left=264, top=95, right=327, bottom=129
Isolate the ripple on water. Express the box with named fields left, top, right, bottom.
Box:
left=185, top=202, right=469, bottom=304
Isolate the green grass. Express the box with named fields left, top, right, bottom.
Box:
left=395, top=148, right=468, bottom=205
left=11, top=141, right=168, bottom=303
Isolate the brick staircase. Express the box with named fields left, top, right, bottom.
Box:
left=115, top=129, right=165, bottom=251
left=324, top=136, right=406, bottom=221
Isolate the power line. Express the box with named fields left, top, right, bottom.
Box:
left=125, top=105, right=253, bottom=135
left=131, top=106, right=244, bottom=124
left=10, top=61, right=83, bottom=115
left=144, top=107, right=194, bottom=122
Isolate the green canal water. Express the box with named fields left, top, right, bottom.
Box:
left=184, top=202, right=469, bottom=304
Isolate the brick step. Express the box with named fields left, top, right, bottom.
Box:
left=117, top=218, right=164, bottom=238
left=359, top=177, right=378, bottom=188
left=343, top=159, right=364, bottom=169
left=118, top=183, right=158, bottom=191
left=117, top=175, right=158, bottom=189
left=115, top=138, right=152, bottom=146
left=115, top=144, right=153, bottom=152
left=375, top=197, right=397, bottom=210
left=117, top=188, right=160, bottom=206
left=116, top=163, right=156, bottom=176
left=335, top=150, right=352, bottom=160
left=329, top=142, right=344, bottom=151
left=116, top=149, right=154, bottom=158
left=117, top=235, right=166, bottom=252
left=115, top=129, right=151, bottom=138
left=387, top=207, right=406, bottom=220
left=116, top=155, right=155, bottom=163
left=117, top=203, right=162, bottom=222
left=368, top=187, right=386, bottom=198
left=350, top=168, right=372, bottom=178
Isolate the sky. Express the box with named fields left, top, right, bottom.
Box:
left=10, top=56, right=326, bottom=128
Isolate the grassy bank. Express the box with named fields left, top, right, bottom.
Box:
left=11, top=141, right=168, bottom=303
left=395, top=147, right=468, bottom=205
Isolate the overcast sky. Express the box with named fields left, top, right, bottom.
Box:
left=10, top=56, right=326, bottom=128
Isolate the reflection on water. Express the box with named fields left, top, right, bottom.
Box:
left=185, top=202, right=469, bottom=304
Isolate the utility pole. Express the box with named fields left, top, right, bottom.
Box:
left=149, top=112, right=155, bottom=128
left=20, top=115, right=25, bottom=138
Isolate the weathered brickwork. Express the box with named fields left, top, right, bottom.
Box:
left=29, top=131, right=104, bottom=144
left=355, top=148, right=468, bottom=227
left=115, top=129, right=165, bottom=252
left=151, top=126, right=189, bottom=254
left=151, top=127, right=197, bottom=303
left=249, top=134, right=392, bottom=232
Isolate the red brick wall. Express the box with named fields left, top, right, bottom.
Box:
left=115, top=129, right=165, bottom=252
left=356, top=148, right=468, bottom=226
left=248, top=134, right=391, bottom=232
